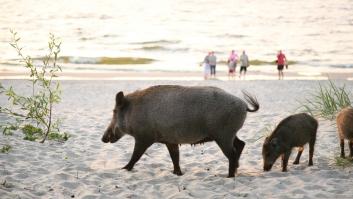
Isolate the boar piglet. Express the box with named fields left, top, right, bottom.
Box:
left=262, top=113, right=318, bottom=172
left=336, top=107, right=353, bottom=158
left=102, top=85, right=259, bottom=177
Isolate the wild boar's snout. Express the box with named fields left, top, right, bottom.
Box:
left=263, top=163, right=273, bottom=171
left=102, top=129, right=110, bottom=143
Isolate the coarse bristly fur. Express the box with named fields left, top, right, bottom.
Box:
left=336, top=107, right=353, bottom=158
left=102, top=85, right=259, bottom=177
left=262, top=113, right=318, bottom=172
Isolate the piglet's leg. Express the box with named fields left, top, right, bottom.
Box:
left=293, top=146, right=304, bottom=165
left=340, top=139, right=345, bottom=158
left=281, top=151, right=291, bottom=172
left=349, top=140, right=353, bottom=158
left=123, top=140, right=153, bottom=171
left=166, top=143, right=183, bottom=176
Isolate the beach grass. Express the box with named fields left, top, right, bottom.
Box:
left=298, top=80, right=351, bottom=120
left=335, top=156, right=353, bottom=167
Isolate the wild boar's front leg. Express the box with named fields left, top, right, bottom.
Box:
left=166, top=143, right=182, bottom=176
left=122, top=139, right=153, bottom=171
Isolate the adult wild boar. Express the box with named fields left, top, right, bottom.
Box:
left=102, top=85, right=259, bottom=177
left=336, top=107, right=353, bottom=158
left=262, top=113, right=318, bottom=172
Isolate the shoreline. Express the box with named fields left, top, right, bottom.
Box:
left=1, top=68, right=353, bottom=81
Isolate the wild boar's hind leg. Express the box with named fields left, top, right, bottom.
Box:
left=166, top=143, right=183, bottom=176
left=293, top=146, right=304, bottom=165
left=233, top=136, right=245, bottom=169
left=215, top=138, right=237, bottom=178
left=122, top=140, right=153, bottom=171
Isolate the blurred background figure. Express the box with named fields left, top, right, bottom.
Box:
left=227, top=50, right=238, bottom=80
left=208, top=51, right=217, bottom=78
left=201, top=52, right=211, bottom=80
left=239, top=50, right=249, bottom=79
left=276, top=50, right=287, bottom=80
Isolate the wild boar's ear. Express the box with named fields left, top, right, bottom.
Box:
left=116, top=91, right=125, bottom=106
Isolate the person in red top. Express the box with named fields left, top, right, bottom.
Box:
left=276, top=50, right=287, bottom=80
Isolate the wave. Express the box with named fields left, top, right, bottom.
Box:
left=29, top=56, right=155, bottom=65
left=130, top=40, right=180, bottom=45
left=329, top=64, right=353, bottom=68
left=135, top=45, right=189, bottom=52
left=216, top=33, right=247, bottom=38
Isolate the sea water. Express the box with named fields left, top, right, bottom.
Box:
left=0, top=0, right=352, bottom=72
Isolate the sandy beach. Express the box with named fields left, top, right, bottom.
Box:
left=1, top=79, right=353, bottom=199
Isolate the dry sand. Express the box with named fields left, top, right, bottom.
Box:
left=1, top=79, right=353, bottom=199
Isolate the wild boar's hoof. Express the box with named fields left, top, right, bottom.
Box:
left=227, top=173, right=235, bottom=178
left=282, top=168, right=288, bottom=172
left=293, top=160, right=299, bottom=165
left=122, top=165, right=133, bottom=171
left=173, top=170, right=183, bottom=176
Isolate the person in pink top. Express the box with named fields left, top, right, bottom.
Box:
left=227, top=50, right=238, bottom=80
left=276, top=50, right=287, bottom=80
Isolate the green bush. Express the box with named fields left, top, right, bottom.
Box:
left=0, top=30, right=67, bottom=143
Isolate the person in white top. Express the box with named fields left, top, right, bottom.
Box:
left=239, top=50, right=249, bottom=79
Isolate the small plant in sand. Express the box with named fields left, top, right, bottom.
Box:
left=334, top=156, right=353, bottom=168
left=0, top=145, right=12, bottom=153
left=0, top=30, right=68, bottom=143
left=298, top=80, right=351, bottom=121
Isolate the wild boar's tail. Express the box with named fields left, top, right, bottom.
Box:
left=242, top=90, right=259, bottom=112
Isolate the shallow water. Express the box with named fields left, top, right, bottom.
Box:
left=0, top=0, right=352, bottom=72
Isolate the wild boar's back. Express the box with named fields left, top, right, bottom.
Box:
left=124, top=85, right=248, bottom=144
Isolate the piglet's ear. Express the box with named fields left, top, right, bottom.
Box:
left=264, top=137, right=270, bottom=143
left=116, top=91, right=125, bottom=106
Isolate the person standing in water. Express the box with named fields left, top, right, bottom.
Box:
left=239, top=50, right=249, bottom=79
left=227, top=50, right=238, bottom=80
left=276, top=50, right=287, bottom=80
left=208, top=51, right=217, bottom=78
